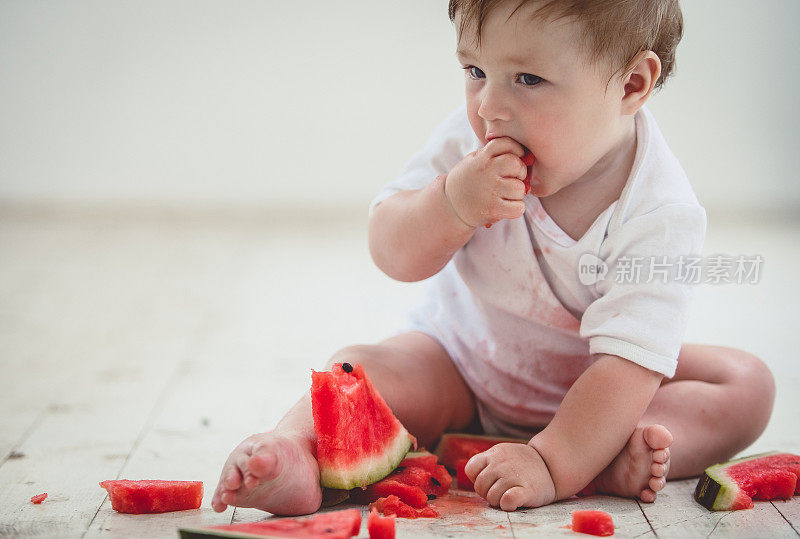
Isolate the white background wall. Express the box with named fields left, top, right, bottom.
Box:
left=1, top=0, right=798, bottom=214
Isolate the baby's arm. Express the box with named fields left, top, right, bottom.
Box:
left=369, top=137, right=528, bottom=282
left=529, top=354, right=663, bottom=500
left=368, top=174, right=476, bottom=282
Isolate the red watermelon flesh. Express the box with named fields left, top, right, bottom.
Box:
left=369, top=495, right=439, bottom=519
left=312, top=363, right=416, bottom=490
left=435, top=432, right=527, bottom=471
left=455, top=459, right=474, bottom=491
left=361, top=480, right=429, bottom=509
left=352, top=451, right=451, bottom=507
left=30, top=493, right=47, bottom=504
left=367, top=508, right=395, bottom=539
left=522, top=148, right=535, bottom=194
left=571, top=510, right=615, bottom=536
left=694, top=452, right=800, bottom=510
left=180, top=509, right=362, bottom=539
left=99, top=480, right=202, bottom=514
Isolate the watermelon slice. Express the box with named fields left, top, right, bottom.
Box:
left=694, top=451, right=800, bottom=510
left=369, top=495, right=439, bottom=519
left=367, top=508, right=395, bottom=539
left=179, top=508, right=362, bottom=539
left=312, top=363, right=416, bottom=490
left=434, top=432, right=527, bottom=471
left=571, top=510, right=615, bottom=536
left=351, top=450, right=451, bottom=508
left=99, top=480, right=202, bottom=514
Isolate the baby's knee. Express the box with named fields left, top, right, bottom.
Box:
left=723, top=349, right=775, bottom=433
left=729, top=350, right=775, bottom=406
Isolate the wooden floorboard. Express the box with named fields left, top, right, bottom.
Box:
left=1, top=214, right=798, bottom=537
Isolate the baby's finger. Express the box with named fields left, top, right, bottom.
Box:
left=497, top=199, right=526, bottom=221
left=497, top=177, right=527, bottom=201
left=492, top=153, right=528, bottom=180
left=483, top=137, right=526, bottom=159
left=500, top=486, right=528, bottom=512
left=471, top=467, right=498, bottom=499
left=464, top=452, right=488, bottom=481
left=486, top=478, right=512, bottom=507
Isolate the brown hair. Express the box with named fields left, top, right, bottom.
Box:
left=448, top=0, right=683, bottom=91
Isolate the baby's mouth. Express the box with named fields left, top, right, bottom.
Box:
left=521, top=145, right=535, bottom=194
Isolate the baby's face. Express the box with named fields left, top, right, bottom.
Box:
left=455, top=2, right=630, bottom=198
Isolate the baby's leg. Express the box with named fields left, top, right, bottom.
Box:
left=211, top=331, right=476, bottom=515
left=594, top=344, right=774, bottom=502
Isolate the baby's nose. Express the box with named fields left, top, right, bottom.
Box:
left=477, top=86, right=513, bottom=123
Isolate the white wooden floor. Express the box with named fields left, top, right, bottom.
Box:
left=1, top=206, right=798, bottom=538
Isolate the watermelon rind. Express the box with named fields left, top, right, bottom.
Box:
left=179, top=528, right=266, bottom=539
left=694, top=451, right=779, bottom=510
left=179, top=509, right=362, bottom=539
left=320, top=429, right=413, bottom=490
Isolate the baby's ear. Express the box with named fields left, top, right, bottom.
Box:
left=621, top=50, right=661, bottom=114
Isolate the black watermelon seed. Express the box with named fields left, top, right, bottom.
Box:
left=341, top=363, right=354, bottom=373
left=427, top=494, right=437, bottom=500
left=431, top=477, right=441, bottom=486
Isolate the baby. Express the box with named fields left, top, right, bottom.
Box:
left=212, top=0, right=775, bottom=514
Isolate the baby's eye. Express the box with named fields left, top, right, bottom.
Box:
left=463, top=65, right=485, bottom=80
left=518, top=73, right=543, bottom=87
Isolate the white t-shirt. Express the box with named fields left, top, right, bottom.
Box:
left=369, top=103, right=706, bottom=435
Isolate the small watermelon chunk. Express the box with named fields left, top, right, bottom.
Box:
left=362, top=479, right=429, bottom=508
left=30, top=493, right=47, bottom=504
left=369, top=495, right=439, bottom=519
left=179, top=508, right=362, bottom=539
left=352, top=450, right=451, bottom=507
left=572, top=510, right=614, bottom=536
left=100, top=480, right=202, bottom=514
left=434, top=432, right=527, bottom=471
left=694, top=452, right=800, bottom=510
left=312, top=363, right=416, bottom=490
left=367, top=508, right=396, bottom=539
left=455, top=459, right=474, bottom=491
left=522, top=148, right=535, bottom=194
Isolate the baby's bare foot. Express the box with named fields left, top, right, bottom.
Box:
left=593, top=424, right=673, bottom=503
left=211, top=432, right=322, bottom=516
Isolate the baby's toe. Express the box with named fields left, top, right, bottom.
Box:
left=223, top=466, right=243, bottom=491
left=649, top=476, right=666, bottom=492
left=248, top=451, right=280, bottom=480
left=651, top=461, right=668, bottom=477
left=244, top=472, right=259, bottom=490
left=643, top=424, right=673, bottom=450
left=652, top=448, right=670, bottom=464
left=211, top=491, right=228, bottom=513
left=640, top=488, right=657, bottom=503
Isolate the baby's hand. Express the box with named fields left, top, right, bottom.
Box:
left=465, top=442, right=556, bottom=511
left=444, top=137, right=529, bottom=229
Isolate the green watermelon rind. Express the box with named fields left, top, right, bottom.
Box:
left=320, top=429, right=414, bottom=490
left=694, top=451, right=779, bottom=511
left=179, top=528, right=269, bottom=539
